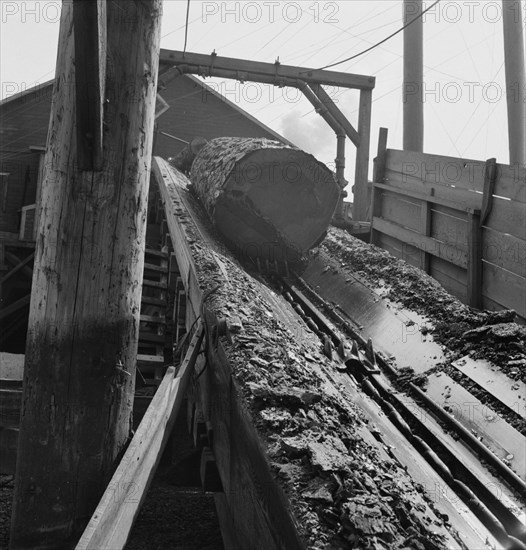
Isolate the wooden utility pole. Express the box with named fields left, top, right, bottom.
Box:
left=403, top=0, right=424, bottom=152
left=10, top=1, right=162, bottom=548
left=502, top=0, right=526, bottom=165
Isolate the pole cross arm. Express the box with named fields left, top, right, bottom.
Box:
left=160, top=50, right=375, bottom=91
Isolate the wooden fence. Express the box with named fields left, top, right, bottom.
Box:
left=371, top=133, right=525, bottom=319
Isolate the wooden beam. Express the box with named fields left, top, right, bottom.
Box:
left=10, top=2, right=163, bottom=547
left=4, top=251, right=33, bottom=280
left=480, top=158, right=498, bottom=226
left=73, top=0, right=107, bottom=170
left=353, top=89, right=373, bottom=221
left=309, top=83, right=360, bottom=146
left=0, top=252, right=34, bottom=285
left=373, top=127, right=388, bottom=184
left=159, top=49, right=375, bottom=90
left=370, top=128, right=389, bottom=235
left=420, top=201, right=432, bottom=273
left=467, top=210, right=482, bottom=308
left=373, top=182, right=477, bottom=213
left=76, top=323, right=204, bottom=550
left=372, top=216, right=468, bottom=269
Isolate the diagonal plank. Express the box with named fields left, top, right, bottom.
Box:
left=76, top=321, right=204, bottom=550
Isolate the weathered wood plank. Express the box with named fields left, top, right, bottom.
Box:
left=373, top=127, right=388, bottom=184
left=385, top=149, right=486, bottom=192
left=484, top=196, right=526, bottom=241
left=383, top=170, right=481, bottom=211
left=429, top=256, right=468, bottom=303
left=467, top=211, right=482, bottom=308
left=76, top=324, right=204, bottom=550
left=430, top=207, right=468, bottom=252
left=0, top=252, right=34, bottom=284
left=152, top=158, right=203, bottom=321
left=482, top=227, right=526, bottom=279
left=379, top=191, right=422, bottom=232
left=481, top=262, right=526, bottom=318
left=480, top=158, right=497, bottom=225
left=145, top=247, right=168, bottom=259
left=377, top=232, right=422, bottom=269
left=353, top=89, right=372, bottom=221
left=374, top=180, right=479, bottom=212
left=160, top=49, right=375, bottom=90
left=372, top=217, right=468, bottom=269
left=420, top=200, right=432, bottom=273
left=494, top=163, right=526, bottom=203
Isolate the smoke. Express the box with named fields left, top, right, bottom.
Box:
left=277, top=109, right=336, bottom=167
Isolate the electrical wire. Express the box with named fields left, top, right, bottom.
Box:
left=310, top=0, right=441, bottom=72
left=183, top=0, right=191, bottom=55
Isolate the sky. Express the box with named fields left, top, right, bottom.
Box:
left=1, top=0, right=525, bottom=195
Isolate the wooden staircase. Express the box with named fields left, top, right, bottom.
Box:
left=137, top=186, right=186, bottom=385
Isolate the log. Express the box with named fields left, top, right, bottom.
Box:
left=10, top=1, right=163, bottom=548
left=188, top=137, right=340, bottom=262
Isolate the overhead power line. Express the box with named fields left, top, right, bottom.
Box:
left=312, top=0, right=441, bottom=72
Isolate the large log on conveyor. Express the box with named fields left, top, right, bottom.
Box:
left=188, top=137, right=341, bottom=262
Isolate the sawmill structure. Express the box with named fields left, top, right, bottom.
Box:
left=0, top=1, right=525, bottom=549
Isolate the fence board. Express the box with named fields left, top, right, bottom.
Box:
left=485, top=197, right=526, bottom=241
left=385, top=149, right=486, bottom=192
left=377, top=232, right=422, bottom=269
left=373, top=217, right=467, bottom=269
left=376, top=232, right=403, bottom=256
left=482, top=227, right=526, bottom=279
left=429, top=256, right=468, bottom=303
left=431, top=208, right=468, bottom=253
left=383, top=167, right=482, bottom=211
left=374, top=148, right=524, bottom=318
left=494, top=163, right=526, bottom=203
left=482, top=262, right=526, bottom=318
left=380, top=191, right=422, bottom=231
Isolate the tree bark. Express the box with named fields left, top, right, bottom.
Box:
left=10, top=1, right=162, bottom=548
left=188, top=137, right=340, bottom=262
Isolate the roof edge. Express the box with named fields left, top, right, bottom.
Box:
left=181, top=73, right=295, bottom=147
left=0, top=79, right=55, bottom=108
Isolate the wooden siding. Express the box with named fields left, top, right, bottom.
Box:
left=372, top=149, right=526, bottom=319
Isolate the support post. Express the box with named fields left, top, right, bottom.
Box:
left=10, top=1, right=163, bottom=547
left=467, top=209, right=482, bottom=309
left=353, top=89, right=372, bottom=221
left=403, top=0, right=424, bottom=152
left=420, top=200, right=432, bottom=273
left=502, top=0, right=526, bottom=165
left=372, top=127, right=388, bottom=185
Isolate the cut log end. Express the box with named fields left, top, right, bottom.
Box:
left=190, top=137, right=340, bottom=261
